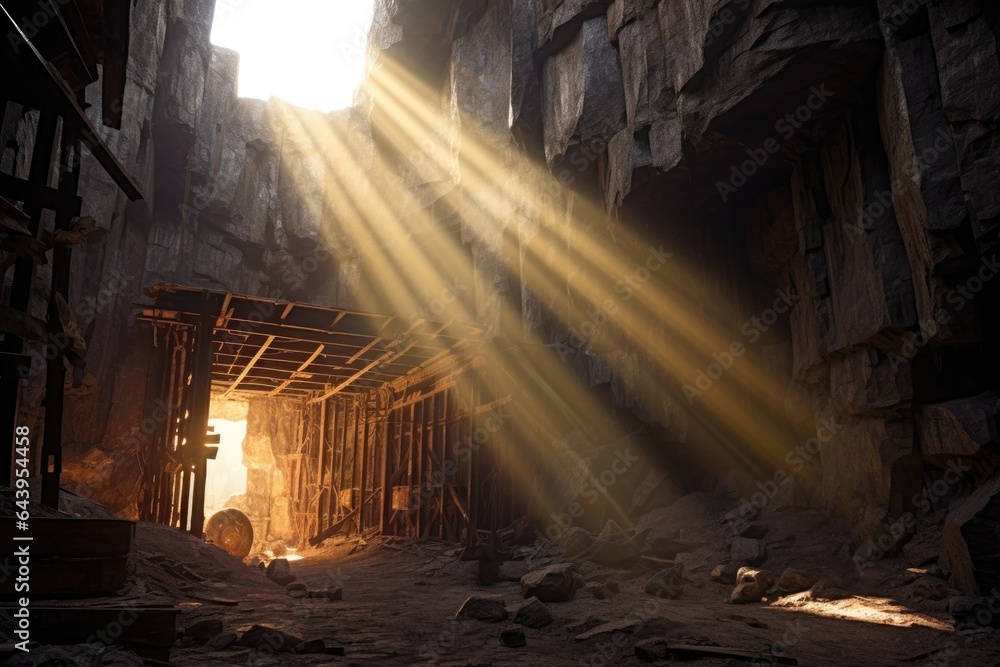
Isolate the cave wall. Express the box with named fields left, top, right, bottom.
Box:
left=360, top=0, right=1000, bottom=541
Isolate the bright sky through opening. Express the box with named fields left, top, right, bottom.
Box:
left=210, top=0, right=376, bottom=112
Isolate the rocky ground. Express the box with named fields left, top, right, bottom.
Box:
left=6, top=488, right=1000, bottom=666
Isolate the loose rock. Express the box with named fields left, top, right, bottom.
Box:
left=513, top=597, right=553, bottom=628
left=456, top=597, right=509, bottom=622
left=521, top=562, right=578, bottom=602
left=265, top=558, right=296, bottom=586
left=777, top=568, right=818, bottom=593
left=635, top=637, right=671, bottom=661
left=500, top=626, right=527, bottom=648
left=205, top=632, right=237, bottom=650
left=728, top=567, right=775, bottom=604
left=645, top=563, right=684, bottom=599
left=730, top=537, right=767, bottom=566
left=711, top=562, right=740, bottom=585
left=183, top=619, right=224, bottom=644
left=235, top=625, right=302, bottom=652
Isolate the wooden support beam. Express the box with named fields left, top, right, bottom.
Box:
left=188, top=304, right=216, bottom=537
left=220, top=335, right=275, bottom=397
left=268, top=344, right=325, bottom=396
left=308, top=342, right=416, bottom=404
left=309, top=487, right=382, bottom=546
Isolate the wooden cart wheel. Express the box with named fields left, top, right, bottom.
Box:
left=205, top=508, right=254, bottom=559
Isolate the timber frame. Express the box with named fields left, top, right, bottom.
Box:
left=0, top=0, right=142, bottom=504
left=137, top=286, right=524, bottom=546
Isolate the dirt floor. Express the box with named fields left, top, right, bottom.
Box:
left=163, top=495, right=999, bottom=667
left=7, top=489, right=1000, bottom=666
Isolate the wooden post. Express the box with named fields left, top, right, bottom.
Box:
left=40, top=124, right=82, bottom=508
left=358, top=397, right=369, bottom=533
left=380, top=405, right=393, bottom=535
left=188, top=301, right=215, bottom=537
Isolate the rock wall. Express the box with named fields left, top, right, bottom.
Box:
left=356, top=0, right=1000, bottom=542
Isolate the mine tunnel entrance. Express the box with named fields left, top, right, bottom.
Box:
left=135, top=284, right=527, bottom=557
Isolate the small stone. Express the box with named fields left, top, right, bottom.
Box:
left=327, top=586, right=343, bottom=600
left=908, top=575, right=956, bottom=601
left=730, top=537, right=767, bottom=566
left=645, top=564, right=684, bottom=599
left=777, top=568, right=818, bottom=593
left=456, top=597, right=509, bottom=622
left=634, top=637, right=670, bottom=661
left=808, top=579, right=851, bottom=601
left=286, top=582, right=306, bottom=591
left=175, top=636, right=196, bottom=648
left=513, top=597, right=553, bottom=629
left=728, top=567, right=775, bottom=604
left=265, top=558, right=296, bottom=586
left=288, top=589, right=306, bottom=599
left=586, top=582, right=614, bottom=599
left=710, top=562, right=740, bottom=585
left=206, top=632, right=237, bottom=650
left=562, top=527, right=596, bottom=557
left=183, top=619, right=224, bottom=644
left=521, top=562, right=577, bottom=602
left=500, top=626, right=526, bottom=648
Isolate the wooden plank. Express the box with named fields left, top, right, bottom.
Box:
left=425, top=447, right=471, bottom=523
left=359, top=401, right=369, bottom=533
left=268, top=343, right=325, bottom=396
left=0, top=518, right=133, bottom=556
left=308, top=342, right=417, bottom=403
left=220, top=335, right=275, bottom=397
left=663, top=644, right=797, bottom=665
left=0, top=11, right=143, bottom=200
left=380, top=406, right=393, bottom=535
left=0, top=556, right=128, bottom=598
left=0, top=605, right=179, bottom=660
left=309, top=487, right=382, bottom=546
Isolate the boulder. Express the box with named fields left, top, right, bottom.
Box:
left=521, top=562, right=578, bottom=602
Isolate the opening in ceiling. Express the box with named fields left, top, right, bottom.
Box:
left=210, top=0, right=376, bottom=112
